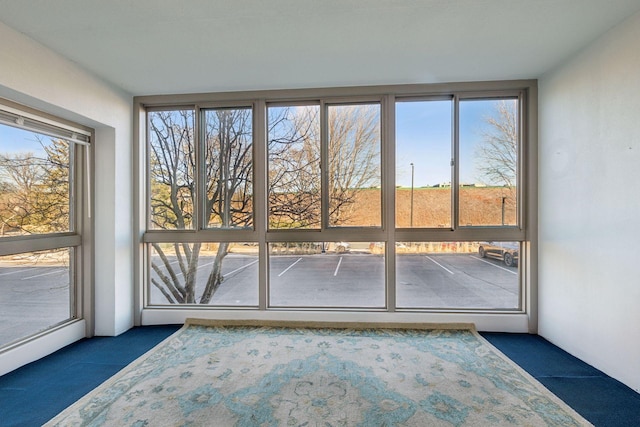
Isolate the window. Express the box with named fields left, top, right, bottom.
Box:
left=0, top=100, right=89, bottom=348
left=395, top=99, right=452, bottom=228
left=148, top=242, right=258, bottom=306
left=140, top=84, right=530, bottom=315
left=395, top=241, right=519, bottom=309
left=459, top=99, right=519, bottom=227
left=394, top=95, right=523, bottom=309
left=264, top=101, right=383, bottom=308
left=203, top=107, right=253, bottom=229
left=146, top=106, right=258, bottom=306
left=268, top=242, right=385, bottom=308
left=327, top=103, right=381, bottom=228
left=267, top=102, right=381, bottom=230
left=268, top=104, right=321, bottom=230
left=148, top=109, right=195, bottom=230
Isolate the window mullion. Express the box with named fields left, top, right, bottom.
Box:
left=518, top=92, right=526, bottom=232
left=452, top=95, right=460, bottom=230
left=195, top=105, right=204, bottom=231
left=253, top=100, right=268, bottom=310
left=69, top=141, right=77, bottom=233
left=320, top=101, right=329, bottom=231
left=383, top=94, right=396, bottom=312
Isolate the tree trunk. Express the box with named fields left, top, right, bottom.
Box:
left=200, top=242, right=229, bottom=304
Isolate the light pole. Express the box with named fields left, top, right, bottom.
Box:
left=410, top=163, right=415, bottom=228
left=501, top=196, right=506, bottom=226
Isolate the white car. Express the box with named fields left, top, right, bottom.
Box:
left=334, top=242, right=350, bottom=253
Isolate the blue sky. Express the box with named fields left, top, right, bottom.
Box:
left=2, top=100, right=510, bottom=186
left=0, top=125, right=48, bottom=157
left=396, top=99, right=505, bottom=187
left=396, top=100, right=452, bottom=187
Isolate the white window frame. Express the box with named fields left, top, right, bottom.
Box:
left=134, top=80, right=538, bottom=333
left=0, top=98, right=92, bottom=354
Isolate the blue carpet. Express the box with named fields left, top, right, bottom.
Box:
left=0, top=325, right=181, bottom=427
left=482, top=333, right=640, bottom=426
left=0, top=327, right=638, bottom=426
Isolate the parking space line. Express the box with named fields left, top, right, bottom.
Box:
left=0, top=268, right=32, bottom=277
left=334, top=257, right=343, bottom=276
left=21, top=269, right=66, bottom=280
left=278, top=258, right=302, bottom=277
left=425, top=256, right=454, bottom=275
left=226, top=259, right=258, bottom=276
left=470, top=256, right=518, bottom=275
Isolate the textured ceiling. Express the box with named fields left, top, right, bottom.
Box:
left=1, top=0, right=640, bottom=95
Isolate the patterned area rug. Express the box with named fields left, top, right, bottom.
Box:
left=46, top=320, right=591, bottom=426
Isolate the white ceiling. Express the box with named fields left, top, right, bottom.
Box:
left=1, top=0, right=640, bottom=96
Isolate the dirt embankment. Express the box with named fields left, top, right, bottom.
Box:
left=345, top=187, right=516, bottom=227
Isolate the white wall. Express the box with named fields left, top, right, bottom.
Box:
left=0, top=22, right=134, bottom=339
left=539, top=11, right=640, bottom=392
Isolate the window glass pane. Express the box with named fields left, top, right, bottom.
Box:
left=268, top=105, right=321, bottom=229
left=0, top=248, right=73, bottom=347
left=395, top=100, right=452, bottom=228
left=269, top=242, right=385, bottom=308
left=459, top=99, right=518, bottom=226
left=396, top=241, right=519, bottom=309
left=148, top=242, right=258, bottom=306
left=204, top=108, right=253, bottom=229
left=148, top=110, right=196, bottom=230
left=328, top=104, right=381, bottom=227
left=0, top=125, right=71, bottom=236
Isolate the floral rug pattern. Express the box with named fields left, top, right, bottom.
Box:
left=47, top=323, right=591, bottom=426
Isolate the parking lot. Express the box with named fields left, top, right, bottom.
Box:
left=149, top=252, right=519, bottom=309
left=0, top=264, right=70, bottom=347
left=0, top=251, right=519, bottom=347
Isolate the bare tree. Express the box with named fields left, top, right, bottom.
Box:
left=476, top=100, right=518, bottom=187
left=201, top=108, right=253, bottom=301
left=328, top=104, right=380, bottom=225
left=474, top=100, right=518, bottom=225
left=148, top=108, right=254, bottom=304
left=148, top=110, right=195, bottom=230
left=268, top=104, right=380, bottom=228
left=268, top=106, right=321, bottom=229
left=150, top=104, right=381, bottom=304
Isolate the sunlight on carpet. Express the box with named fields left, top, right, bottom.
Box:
left=45, top=320, right=592, bottom=426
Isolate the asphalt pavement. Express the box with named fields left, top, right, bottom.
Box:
left=149, top=252, right=519, bottom=309
left=1, top=251, right=519, bottom=347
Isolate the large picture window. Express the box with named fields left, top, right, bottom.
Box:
left=0, top=100, right=89, bottom=349
left=140, top=84, right=529, bottom=314
left=146, top=106, right=257, bottom=306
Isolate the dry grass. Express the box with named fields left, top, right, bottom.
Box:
left=350, top=187, right=517, bottom=228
